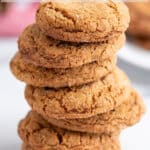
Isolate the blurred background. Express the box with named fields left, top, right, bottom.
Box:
left=0, top=1, right=150, bottom=150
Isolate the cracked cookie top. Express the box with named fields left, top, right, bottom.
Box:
left=10, top=53, right=116, bottom=88
left=36, top=0, right=129, bottom=42
left=25, top=68, right=131, bottom=119
left=48, top=90, right=145, bottom=135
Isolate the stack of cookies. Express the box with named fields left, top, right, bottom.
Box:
left=127, top=2, right=150, bottom=50
left=10, top=1, right=145, bottom=150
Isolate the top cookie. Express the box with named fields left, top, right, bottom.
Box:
left=127, top=2, right=150, bottom=38
left=36, top=0, right=130, bottom=42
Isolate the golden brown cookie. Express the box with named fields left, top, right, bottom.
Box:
left=47, top=90, right=145, bottom=135
left=127, top=2, right=150, bottom=38
left=19, top=111, right=121, bottom=150
left=10, top=53, right=116, bottom=88
left=19, top=24, right=125, bottom=69
left=36, top=1, right=129, bottom=43
left=25, top=68, right=131, bottom=119
left=22, top=144, right=33, bottom=150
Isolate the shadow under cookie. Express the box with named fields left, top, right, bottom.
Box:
left=10, top=53, right=116, bottom=88
left=47, top=90, right=145, bottom=135
left=19, top=112, right=120, bottom=150
left=25, top=68, right=131, bottom=119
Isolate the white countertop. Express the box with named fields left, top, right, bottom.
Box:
left=0, top=38, right=150, bottom=150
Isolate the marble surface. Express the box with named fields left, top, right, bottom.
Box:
left=0, top=38, right=150, bottom=150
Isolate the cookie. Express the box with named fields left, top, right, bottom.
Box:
left=25, top=68, right=131, bottom=119
left=21, top=142, right=120, bottom=150
left=127, top=2, right=150, bottom=38
left=36, top=1, right=129, bottom=43
left=134, top=37, right=150, bottom=50
left=10, top=53, right=116, bottom=88
left=19, top=111, right=120, bottom=150
left=22, top=144, right=33, bottom=150
left=19, top=24, right=125, bottom=69
left=47, top=90, right=145, bottom=135
left=0, top=3, right=7, bottom=13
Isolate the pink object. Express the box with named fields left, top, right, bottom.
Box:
left=0, top=3, right=39, bottom=37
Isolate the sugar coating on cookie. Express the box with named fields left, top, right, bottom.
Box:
left=19, top=24, right=125, bottom=68
left=36, top=0, right=130, bottom=42
left=19, top=111, right=120, bottom=150
left=25, top=68, right=131, bottom=119
left=10, top=53, right=116, bottom=88
left=127, top=2, right=150, bottom=38
left=47, top=90, right=145, bottom=135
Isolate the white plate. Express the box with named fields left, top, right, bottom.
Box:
left=118, top=41, right=150, bottom=70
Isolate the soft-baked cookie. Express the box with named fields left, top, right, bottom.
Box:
left=25, top=68, right=131, bottom=119
left=47, top=90, right=145, bottom=135
left=19, top=111, right=121, bottom=150
left=10, top=53, right=116, bottom=88
left=19, top=24, right=125, bottom=69
left=127, top=2, right=150, bottom=38
left=22, top=144, right=33, bottom=150
left=36, top=0, right=129, bottom=43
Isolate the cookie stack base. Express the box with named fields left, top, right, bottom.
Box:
left=19, top=111, right=121, bottom=150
